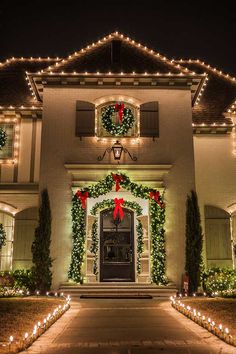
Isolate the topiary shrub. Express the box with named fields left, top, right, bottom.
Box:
left=185, top=190, right=203, bottom=294
left=31, top=189, right=52, bottom=293
left=202, top=267, right=236, bottom=293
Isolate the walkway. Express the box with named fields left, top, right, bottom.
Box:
left=24, top=299, right=236, bottom=354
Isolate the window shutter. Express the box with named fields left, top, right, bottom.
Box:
left=140, top=101, right=159, bottom=137
left=76, top=101, right=95, bottom=137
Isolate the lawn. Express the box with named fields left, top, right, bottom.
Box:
left=0, top=296, right=65, bottom=352
left=181, top=297, right=236, bottom=338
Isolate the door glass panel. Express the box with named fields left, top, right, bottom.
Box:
left=102, top=209, right=132, bottom=264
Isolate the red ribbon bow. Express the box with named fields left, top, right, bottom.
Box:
left=113, top=198, right=125, bottom=220
left=114, top=102, right=124, bottom=123
left=112, top=173, right=123, bottom=192
left=150, top=190, right=164, bottom=208
left=150, top=190, right=160, bottom=202
left=76, top=190, right=88, bottom=209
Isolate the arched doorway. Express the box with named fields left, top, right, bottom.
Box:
left=100, top=208, right=135, bottom=282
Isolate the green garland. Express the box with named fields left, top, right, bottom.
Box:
left=69, top=172, right=166, bottom=285
left=0, top=128, right=7, bottom=150
left=68, top=196, right=86, bottom=283
left=90, top=199, right=144, bottom=276
left=91, top=219, right=99, bottom=276
left=101, top=105, right=134, bottom=136
left=90, top=199, right=143, bottom=216
left=150, top=200, right=167, bottom=284
left=137, top=220, right=144, bottom=274
left=0, top=223, right=6, bottom=250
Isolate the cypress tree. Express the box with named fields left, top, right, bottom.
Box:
left=32, top=189, right=52, bottom=293
left=185, top=190, right=203, bottom=294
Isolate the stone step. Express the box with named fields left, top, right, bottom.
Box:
left=59, top=283, right=177, bottom=298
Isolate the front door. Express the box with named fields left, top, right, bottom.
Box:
left=100, top=208, right=135, bottom=282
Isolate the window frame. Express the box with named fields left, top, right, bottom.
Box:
left=0, top=118, right=20, bottom=164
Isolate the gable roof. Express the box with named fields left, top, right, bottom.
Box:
left=43, top=32, right=186, bottom=74
left=0, top=32, right=235, bottom=132
left=175, top=60, right=236, bottom=126
left=0, top=58, right=59, bottom=107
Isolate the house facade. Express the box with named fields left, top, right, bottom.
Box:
left=0, top=32, right=235, bottom=289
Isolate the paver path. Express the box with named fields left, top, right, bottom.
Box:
left=24, top=299, right=236, bottom=354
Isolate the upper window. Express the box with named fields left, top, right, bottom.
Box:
left=0, top=123, right=15, bottom=160
left=75, top=100, right=159, bottom=138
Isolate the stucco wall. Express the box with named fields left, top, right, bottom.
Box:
left=40, top=87, right=195, bottom=288
left=194, top=132, right=236, bottom=264
left=0, top=118, right=42, bottom=184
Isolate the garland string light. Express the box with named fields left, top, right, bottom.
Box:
left=0, top=128, right=7, bottom=150
left=101, top=103, right=134, bottom=136
left=68, top=172, right=166, bottom=284
left=90, top=199, right=144, bottom=276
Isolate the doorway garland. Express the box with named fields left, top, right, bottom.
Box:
left=90, top=199, right=144, bottom=277
left=68, top=172, right=166, bottom=285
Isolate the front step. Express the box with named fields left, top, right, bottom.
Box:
left=59, top=282, right=177, bottom=298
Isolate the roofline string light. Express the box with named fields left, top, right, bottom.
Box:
left=40, top=31, right=195, bottom=75
left=0, top=57, right=61, bottom=68
left=175, top=59, right=236, bottom=113
left=227, top=100, right=236, bottom=115
left=176, top=59, right=236, bottom=84
left=0, top=117, right=20, bottom=165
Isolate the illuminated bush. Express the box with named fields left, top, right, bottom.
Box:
left=202, top=267, right=236, bottom=293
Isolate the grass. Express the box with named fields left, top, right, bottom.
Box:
left=182, top=297, right=236, bottom=338
left=0, top=296, right=65, bottom=350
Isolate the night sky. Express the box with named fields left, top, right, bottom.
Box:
left=0, top=0, right=235, bottom=75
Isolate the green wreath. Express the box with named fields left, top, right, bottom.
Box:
left=101, top=104, right=134, bottom=136
left=0, top=128, right=7, bottom=150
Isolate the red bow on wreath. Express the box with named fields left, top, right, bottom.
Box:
left=76, top=190, right=89, bottom=209
left=113, top=198, right=125, bottom=220
left=112, top=173, right=123, bottom=192
left=150, top=190, right=164, bottom=208
left=114, top=102, right=124, bottom=123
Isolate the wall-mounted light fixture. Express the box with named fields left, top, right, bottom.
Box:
left=98, top=140, right=137, bottom=161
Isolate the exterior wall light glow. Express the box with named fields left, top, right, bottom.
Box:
left=98, top=140, right=137, bottom=162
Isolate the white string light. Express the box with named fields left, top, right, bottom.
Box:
left=4, top=293, right=70, bottom=352
left=170, top=296, right=234, bottom=346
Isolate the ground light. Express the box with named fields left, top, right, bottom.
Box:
left=5, top=292, right=71, bottom=353
left=170, top=296, right=235, bottom=346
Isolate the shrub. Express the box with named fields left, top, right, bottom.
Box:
left=12, top=269, right=36, bottom=291
left=221, top=289, right=236, bottom=298
left=202, top=267, right=236, bottom=293
left=0, top=269, right=36, bottom=293
left=0, top=271, right=14, bottom=287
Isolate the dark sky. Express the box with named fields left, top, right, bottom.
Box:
left=0, top=0, right=235, bottom=75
